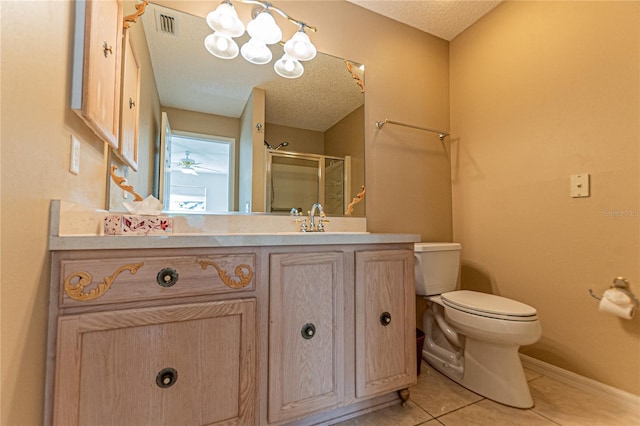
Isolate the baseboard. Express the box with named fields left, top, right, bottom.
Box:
left=520, top=354, right=640, bottom=413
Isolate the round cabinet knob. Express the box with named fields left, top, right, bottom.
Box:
left=301, top=323, right=316, bottom=340
left=156, top=368, right=178, bottom=388
left=380, top=312, right=392, bottom=326
left=156, top=268, right=179, bottom=287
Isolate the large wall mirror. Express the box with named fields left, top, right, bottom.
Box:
left=114, top=1, right=366, bottom=217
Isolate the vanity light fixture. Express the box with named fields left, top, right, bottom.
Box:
left=204, top=1, right=245, bottom=59
left=283, top=27, right=316, bottom=61
left=204, top=0, right=317, bottom=78
left=273, top=54, right=304, bottom=78
left=273, top=24, right=316, bottom=78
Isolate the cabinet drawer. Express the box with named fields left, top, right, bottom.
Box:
left=53, top=299, right=256, bottom=425
left=59, top=253, right=255, bottom=307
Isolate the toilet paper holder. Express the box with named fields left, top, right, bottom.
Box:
left=589, top=277, right=639, bottom=307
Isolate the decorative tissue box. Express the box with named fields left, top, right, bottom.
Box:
left=104, top=214, right=173, bottom=236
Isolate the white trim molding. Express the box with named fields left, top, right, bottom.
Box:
left=520, top=354, right=640, bottom=413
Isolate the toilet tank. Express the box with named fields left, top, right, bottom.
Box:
left=414, top=243, right=461, bottom=296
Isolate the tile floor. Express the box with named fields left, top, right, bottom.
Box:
left=334, top=361, right=639, bottom=426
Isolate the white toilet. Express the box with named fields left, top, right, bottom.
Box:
left=415, top=242, right=542, bottom=408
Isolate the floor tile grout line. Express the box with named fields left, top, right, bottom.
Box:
left=409, top=400, right=438, bottom=425
left=414, top=417, right=445, bottom=426
left=430, top=397, right=488, bottom=420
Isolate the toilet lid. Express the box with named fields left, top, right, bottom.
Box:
left=441, top=290, right=538, bottom=321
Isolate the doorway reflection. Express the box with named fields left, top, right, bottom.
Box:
left=167, top=133, right=235, bottom=213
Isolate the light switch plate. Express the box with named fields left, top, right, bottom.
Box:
left=70, top=135, right=80, bottom=175
left=570, top=173, right=590, bottom=198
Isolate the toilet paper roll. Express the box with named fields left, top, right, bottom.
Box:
left=598, top=289, right=635, bottom=319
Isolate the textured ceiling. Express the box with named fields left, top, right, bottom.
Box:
left=142, top=3, right=364, bottom=133
left=347, top=0, right=502, bottom=41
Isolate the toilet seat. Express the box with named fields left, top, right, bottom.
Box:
left=441, top=290, right=538, bottom=322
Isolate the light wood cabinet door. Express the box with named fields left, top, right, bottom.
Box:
left=268, top=252, right=344, bottom=423
left=355, top=250, right=416, bottom=398
left=118, top=30, right=140, bottom=170
left=53, top=299, right=255, bottom=425
left=73, top=0, right=123, bottom=148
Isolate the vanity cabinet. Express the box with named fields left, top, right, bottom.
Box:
left=268, top=252, right=345, bottom=423
left=46, top=241, right=416, bottom=426
left=72, top=0, right=123, bottom=148
left=118, top=30, right=141, bottom=170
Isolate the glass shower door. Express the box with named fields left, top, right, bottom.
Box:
left=268, top=154, right=320, bottom=213
left=323, top=158, right=345, bottom=215
left=267, top=152, right=347, bottom=215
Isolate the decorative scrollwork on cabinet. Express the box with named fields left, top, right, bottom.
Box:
left=64, top=262, right=144, bottom=301
left=123, top=0, right=148, bottom=30
left=196, top=259, right=254, bottom=289
left=110, top=165, right=143, bottom=201
left=345, top=60, right=365, bottom=93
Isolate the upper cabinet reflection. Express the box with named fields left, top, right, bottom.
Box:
left=140, top=2, right=365, bottom=216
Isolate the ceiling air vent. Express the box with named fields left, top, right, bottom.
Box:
left=155, top=9, right=178, bottom=36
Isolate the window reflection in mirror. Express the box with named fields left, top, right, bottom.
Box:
left=166, top=132, right=235, bottom=213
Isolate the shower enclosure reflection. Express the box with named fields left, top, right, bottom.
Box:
left=267, top=151, right=348, bottom=215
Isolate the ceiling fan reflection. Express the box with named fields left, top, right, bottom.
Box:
left=173, top=151, right=222, bottom=175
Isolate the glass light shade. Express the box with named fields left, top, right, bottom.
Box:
left=206, top=2, right=244, bottom=37
left=284, top=30, right=316, bottom=61
left=241, top=38, right=272, bottom=64
left=274, top=54, right=304, bottom=78
left=246, top=11, right=282, bottom=44
left=204, top=33, right=239, bottom=59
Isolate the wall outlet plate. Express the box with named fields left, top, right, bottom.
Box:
left=570, top=173, right=590, bottom=198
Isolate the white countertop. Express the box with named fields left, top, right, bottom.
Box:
left=49, top=232, right=419, bottom=251
left=49, top=200, right=419, bottom=251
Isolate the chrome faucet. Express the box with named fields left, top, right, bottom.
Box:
left=308, top=203, right=326, bottom=232
left=292, top=203, right=328, bottom=232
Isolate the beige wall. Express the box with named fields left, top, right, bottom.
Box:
left=265, top=123, right=325, bottom=154
left=162, top=107, right=241, bottom=140
left=450, top=1, right=639, bottom=394
left=326, top=106, right=366, bottom=217
left=1, top=2, right=108, bottom=424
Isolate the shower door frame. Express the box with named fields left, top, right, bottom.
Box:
left=266, top=151, right=349, bottom=215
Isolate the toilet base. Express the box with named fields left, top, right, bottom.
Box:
left=423, top=337, right=534, bottom=408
